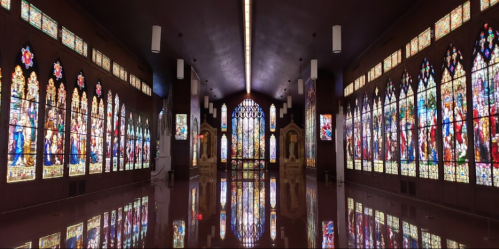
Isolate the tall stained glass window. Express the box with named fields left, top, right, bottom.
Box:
left=384, top=79, right=398, bottom=175
left=400, top=70, right=416, bottom=176
left=221, top=103, right=227, bottom=132
left=89, top=81, right=104, bottom=174
left=417, top=58, right=439, bottom=179
left=230, top=99, right=265, bottom=169
left=373, top=88, right=383, bottom=173
left=362, top=92, right=372, bottom=171
left=120, top=104, right=125, bottom=170
left=87, top=215, right=101, bottom=248
left=105, top=90, right=112, bottom=172
left=143, top=119, right=150, bottom=168
left=221, top=134, right=228, bottom=162
left=270, top=134, right=276, bottom=163
left=8, top=45, right=39, bottom=183
left=305, top=79, right=317, bottom=167
left=69, top=71, right=88, bottom=176
left=43, top=60, right=66, bottom=179
left=135, top=116, right=143, bottom=169
left=346, top=104, right=354, bottom=170
left=322, top=221, right=334, bottom=248
left=1, top=0, right=10, bottom=10
left=402, top=221, right=418, bottom=248
left=441, top=44, right=469, bottom=183
left=192, top=118, right=198, bottom=167
left=270, top=104, right=276, bottom=132
left=473, top=23, right=499, bottom=186
left=387, top=215, right=400, bottom=248
left=113, top=94, right=120, bottom=171
left=354, top=100, right=362, bottom=170
left=175, top=114, right=188, bottom=140
left=126, top=112, right=135, bottom=170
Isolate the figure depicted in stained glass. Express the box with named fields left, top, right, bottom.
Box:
left=175, top=114, right=188, bottom=140
left=43, top=60, right=66, bottom=179
left=113, top=95, right=120, bottom=171
left=384, top=80, right=398, bottom=175
left=7, top=45, right=40, bottom=183
left=143, top=119, right=150, bottom=168
left=373, top=88, right=383, bottom=173
left=400, top=70, right=415, bottom=176
left=354, top=100, right=362, bottom=170
left=69, top=71, right=88, bottom=176
left=362, top=92, right=372, bottom=172
left=126, top=112, right=135, bottom=170
left=135, top=116, right=143, bottom=169
left=320, top=114, right=332, bottom=141
left=270, top=134, right=276, bottom=163
left=89, top=81, right=104, bottom=174
left=472, top=23, right=499, bottom=186
left=105, top=90, right=112, bottom=172
left=270, top=104, right=276, bottom=132
left=346, top=104, right=354, bottom=170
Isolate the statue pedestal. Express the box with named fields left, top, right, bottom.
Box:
left=152, top=134, right=171, bottom=181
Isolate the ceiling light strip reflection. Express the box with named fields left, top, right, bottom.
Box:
left=244, top=0, right=251, bottom=93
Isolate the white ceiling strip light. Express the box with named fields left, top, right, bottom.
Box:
left=244, top=0, right=252, bottom=93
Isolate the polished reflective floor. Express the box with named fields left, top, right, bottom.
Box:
left=1, top=169, right=499, bottom=248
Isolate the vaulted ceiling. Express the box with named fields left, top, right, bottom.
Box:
left=74, top=0, right=419, bottom=102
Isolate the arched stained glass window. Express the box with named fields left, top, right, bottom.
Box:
left=221, top=134, right=227, bottom=163
left=143, top=118, right=150, bottom=168
left=373, top=88, right=383, bottom=173
left=105, top=90, right=112, bottom=172
left=8, top=45, right=39, bottom=183
left=472, top=23, right=499, bottom=186
left=385, top=79, right=398, bottom=175
left=441, top=44, right=469, bottom=183
left=346, top=103, right=354, bottom=170
left=270, top=134, right=276, bottom=163
left=354, top=100, right=362, bottom=170
left=192, top=118, right=198, bottom=167
left=126, top=112, right=135, bottom=170
left=362, top=92, right=372, bottom=172
left=135, top=116, right=143, bottom=169
left=43, top=59, right=66, bottom=179
left=119, top=104, right=125, bottom=171
left=270, top=104, right=276, bottom=132
left=417, top=58, right=438, bottom=179
left=69, top=71, right=88, bottom=176
left=221, top=104, right=227, bottom=132
left=400, top=71, right=416, bottom=176
left=113, top=94, right=120, bottom=171
left=90, top=81, right=104, bottom=174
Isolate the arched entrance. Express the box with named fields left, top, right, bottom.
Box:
left=231, top=99, right=265, bottom=170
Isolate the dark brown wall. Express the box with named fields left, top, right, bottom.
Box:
left=342, top=0, right=499, bottom=219
left=0, top=0, right=157, bottom=212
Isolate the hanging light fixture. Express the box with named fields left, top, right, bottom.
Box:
left=283, top=103, right=287, bottom=114
left=332, top=25, right=342, bottom=53
left=151, top=25, right=161, bottom=53
left=298, top=58, right=304, bottom=95
left=209, top=103, right=214, bottom=114
left=213, top=108, right=217, bottom=118
left=287, top=80, right=292, bottom=108
left=191, top=79, right=198, bottom=95
left=204, top=80, right=209, bottom=109
left=177, top=33, right=184, bottom=79
left=311, top=59, right=318, bottom=80
left=279, top=108, right=283, bottom=118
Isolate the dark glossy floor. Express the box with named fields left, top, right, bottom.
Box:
left=1, top=169, right=499, bottom=248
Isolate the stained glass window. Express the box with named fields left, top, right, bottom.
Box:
left=135, top=116, right=143, bottom=169
left=87, top=215, right=101, bottom=248
left=306, top=79, right=316, bottom=167
left=384, top=49, right=402, bottom=73
left=143, top=119, right=150, bottom=168
left=435, top=14, right=451, bottom=41
left=1, top=0, right=10, bottom=10
left=120, top=104, right=125, bottom=171
left=322, top=221, right=334, bottom=248
left=385, top=79, right=398, bottom=175
left=69, top=71, right=88, bottom=176
left=21, top=1, right=58, bottom=39
left=473, top=24, right=499, bottom=186
left=270, top=134, right=276, bottom=163
left=417, top=59, right=439, bottom=179
left=270, top=104, right=276, bottom=132
left=113, top=62, right=128, bottom=81
left=402, top=221, right=418, bottom=249
left=441, top=44, right=469, bottom=183
left=271, top=211, right=277, bottom=241
left=66, top=222, right=83, bottom=248
left=354, top=76, right=365, bottom=91
left=422, top=230, right=441, bottom=249
left=435, top=1, right=471, bottom=41
left=43, top=60, right=66, bottom=179
left=39, top=233, right=61, bottom=248
left=113, top=94, right=120, bottom=171
left=400, top=71, right=416, bottom=176
left=364, top=207, right=374, bottom=248
left=345, top=83, right=354, bottom=96
left=192, top=118, right=198, bottom=167
left=406, top=28, right=432, bottom=58
left=481, top=0, right=499, bottom=11
left=362, top=93, right=372, bottom=171
left=105, top=90, right=112, bottom=172
left=375, top=211, right=385, bottom=249
left=221, top=134, right=227, bottom=163
left=387, top=215, right=400, bottom=248
left=92, top=49, right=111, bottom=72
left=126, top=112, right=135, bottom=170
left=8, top=45, right=39, bottom=183
left=220, top=211, right=226, bottom=240
left=320, top=114, right=333, bottom=141
left=123, top=203, right=132, bottom=246
left=89, top=81, right=104, bottom=174
left=221, top=103, right=227, bottom=131
left=446, top=239, right=466, bottom=248
left=230, top=99, right=265, bottom=169
left=373, top=88, right=383, bottom=173
left=355, top=202, right=363, bottom=246
left=354, top=100, right=362, bottom=170
left=102, top=212, right=109, bottom=248
left=346, top=104, right=354, bottom=170
left=175, top=114, right=188, bottom=140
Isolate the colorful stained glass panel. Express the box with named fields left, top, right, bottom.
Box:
left=175, top=114, right=188, bottom=140
left=320, top=114, right=332, bottom=141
